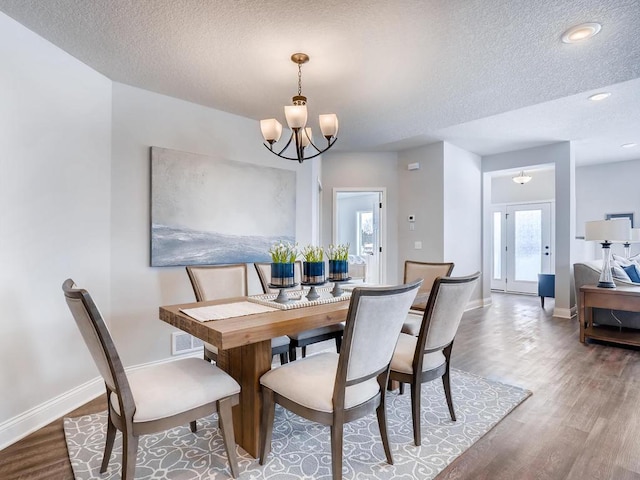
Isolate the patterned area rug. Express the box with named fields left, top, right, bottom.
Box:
left=64, top=369, right=531, bottom=479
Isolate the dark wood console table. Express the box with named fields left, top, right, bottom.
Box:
left=579, top=285, right=640, bottom=347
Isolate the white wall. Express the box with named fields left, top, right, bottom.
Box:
left=576, top=158, right=640, bottom=259
left=110, top=82, right=317, bottom=367
left=443, top=142, right=482, bottom=278
left=321, top=152, right=399, bottom=283
left=0, top=13, right=112, bottom=443
left=397, top=143, right=445, bottom=280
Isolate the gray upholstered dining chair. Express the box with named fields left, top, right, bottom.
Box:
left=401, top=261, right=455, bottom=336
left=62, top=279, right=241, bottom=479
left=186, top=264, right=291, bottom=364
left=259, top=280, right=422, bottom=480
left=255, top=261, right=344, bottom=360
left=389, top=272, right=480, bottom=446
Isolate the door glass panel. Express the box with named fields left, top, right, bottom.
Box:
left=493, top=212, right=502, bottom=280
left=357, top=211, right=373, bottom=255
left=514, top=210, right=542, bottom=281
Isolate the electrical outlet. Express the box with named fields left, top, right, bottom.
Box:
left=414, top=241, right=422, bottom=249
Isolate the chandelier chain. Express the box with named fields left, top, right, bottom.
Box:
left=298, top=63, right=302, bottom=96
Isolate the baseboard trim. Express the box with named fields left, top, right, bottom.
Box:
left=0, top=351, right=202, bottom=450
left=553, top=306, right=575, bottom=319
left=467, top=298, right=487, bottom=310
left=0, top=376, right=103, bottom=451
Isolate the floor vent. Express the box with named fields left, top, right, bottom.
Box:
left=171, top=332, right=204, bottom=356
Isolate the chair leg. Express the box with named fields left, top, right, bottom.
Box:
left=218, top=397, right=240, bottom=478
left=289, top=346, right=297, bottom=361
left=399, top=382, right=405, bottom=395
left=442, top=372, right=456, bottom=422
left=330, top=421, right=344, bottom=480
left=335, top=334, right=342, bottom=353
left=301, top=346, right=307, bottom=358
left=376, top=390, right=393, bottom=465
left=100, top=409, right=117, bottom=473
left=540, top=296, right=545, bottom=308
left=410, top=380, right=422, bottom=446
left=121, top=430, right=139, bottom=480
left=442, top=344, right=456, bottom=421
left=190, top=420, right=197, bottom=433
left=279, top=352, right=288, bottom=365
left=259, top=388, right=276, bottom=465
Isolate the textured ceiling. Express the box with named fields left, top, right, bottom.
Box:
left=1, top=0, right=639, bottom=165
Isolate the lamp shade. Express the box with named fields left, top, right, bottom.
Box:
left=584, top=219, right=631, bottom=242
left=284, top=105, right=308, bottom=129
left=319, top=113, right=339, bottom=138
left=631, top=228, right=640, bottom=242
left=260, top=118, right=283, bottom=143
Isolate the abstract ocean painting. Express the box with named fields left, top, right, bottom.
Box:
left=151, top=147, right=296, bottom=266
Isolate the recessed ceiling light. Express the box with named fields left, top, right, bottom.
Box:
left=621, top=143, right=638, bottom=148
left=588, top=92, right=611, bottom=101
left=561, top=22, right=602, bottom=43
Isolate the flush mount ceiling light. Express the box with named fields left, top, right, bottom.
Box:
left=622, top=143, right=638, bottom=148
left=260, top=53, right=339, bottom=163
left=588, top=92, right=611, bottom=101
left=512, top=171, right=532, bottom=185
left=561, top=22, right=602, bottom=43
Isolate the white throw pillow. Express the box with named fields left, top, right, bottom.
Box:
left=611, top=260, right=632, bottom=281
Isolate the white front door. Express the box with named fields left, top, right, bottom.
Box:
left=492, top=203, right=553, bottom=294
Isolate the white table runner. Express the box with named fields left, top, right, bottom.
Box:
left=180, top=301, right=277, bottom=322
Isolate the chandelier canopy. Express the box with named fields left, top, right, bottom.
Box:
left=260, top=53, right=339, bottom=163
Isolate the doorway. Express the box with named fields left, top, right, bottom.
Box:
left=491, top=202, right=553, bottom=294
left=333, top=189, right=385, bottom=284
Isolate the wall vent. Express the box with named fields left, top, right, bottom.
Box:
left=171, top=332, right=204, bottom=356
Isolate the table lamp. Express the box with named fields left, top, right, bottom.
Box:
left=623, top=228, right=640, bottom=258
left=585, top=218, right=631, bottom=288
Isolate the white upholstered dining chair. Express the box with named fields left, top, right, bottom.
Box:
left=389, top=272, right=480, bottom=446
left=259, top=280, right=422, bottom=480
left=401, top=260, right=455, bottom=336
left=62, top=279, right=241, bottom=479
left=254, top=261, right=344, bottom=360
left=186, top=264, right=291, bottom=364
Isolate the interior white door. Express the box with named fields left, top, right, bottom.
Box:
left=333, top=189, right=385, bottom=284
left=505, top=203, right=552, bottom=294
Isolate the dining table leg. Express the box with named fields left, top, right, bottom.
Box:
left=216, top=339, right=272, bottom=458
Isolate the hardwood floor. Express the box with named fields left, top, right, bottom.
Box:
left=1, top=293, right=639, bottom=479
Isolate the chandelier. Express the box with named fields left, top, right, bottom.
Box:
left=512, top=171, right=532, bottom=184
left=260, top=53, right=339, bottom=163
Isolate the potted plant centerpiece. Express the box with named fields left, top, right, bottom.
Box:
left=327, top=243, right=350, bottom=281
left=269, top=241, right=298, bottom=287
left=301, top=245, right=325, bottom=284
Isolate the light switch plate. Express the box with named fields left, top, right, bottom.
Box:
left=414, top=241, right=422, bottom=249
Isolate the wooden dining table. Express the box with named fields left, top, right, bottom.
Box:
left=159, top=295, right=351, bottom=458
